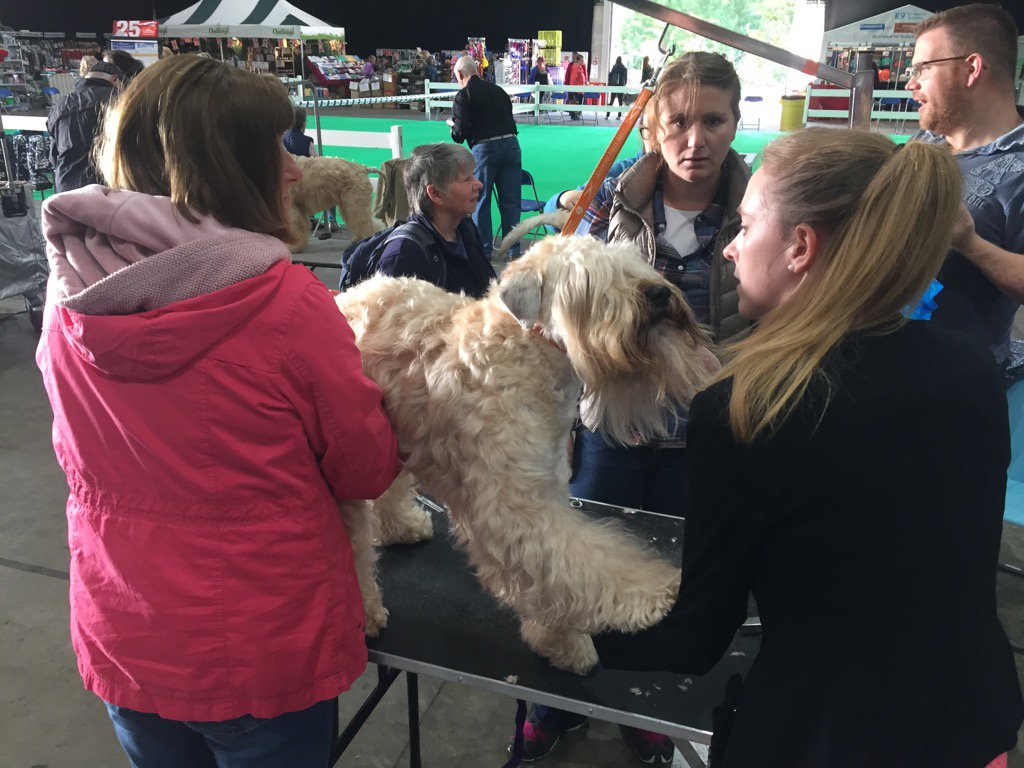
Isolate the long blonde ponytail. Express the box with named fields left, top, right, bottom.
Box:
left=719, top=128, right=962, bottom=443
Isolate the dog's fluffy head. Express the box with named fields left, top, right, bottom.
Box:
left=496, top=235, right=716, bottom=445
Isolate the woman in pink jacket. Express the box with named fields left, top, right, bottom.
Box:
left=35, top=55, right=401, bottom=767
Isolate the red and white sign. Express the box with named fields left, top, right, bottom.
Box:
left=112, top=20, right=159, bottom=38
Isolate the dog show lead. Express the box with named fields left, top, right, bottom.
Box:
left=36, top=55, right=401, bottom=766
left=594, top=128, right=1024, bottom=768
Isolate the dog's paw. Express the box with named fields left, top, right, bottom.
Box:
left=520, top=621, right=598, bottom=675
left=549, top=634, right=598, bottom=675
left=364, top=603, right=389, bottom=637
left=379, top=508, right=434, bottom=545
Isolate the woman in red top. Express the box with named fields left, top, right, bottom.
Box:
left=36, top=55, right=401, bottom=767
left=565, top=52, right=589, bottom=120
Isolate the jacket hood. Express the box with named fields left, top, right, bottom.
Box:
left=42, top=186, right=291, bottom=379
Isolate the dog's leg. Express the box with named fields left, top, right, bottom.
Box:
left=373, top=471, right=433, bottom=546
left=450, top=494, right=679, bottom=639
left=338, top=499, right=388, bottom=637
left=520, top=619, right=598, bottom=675
left=336, top=183, right=377, bottom=241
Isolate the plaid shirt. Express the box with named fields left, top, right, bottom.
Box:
left=586, top=179, right=727, bottom=325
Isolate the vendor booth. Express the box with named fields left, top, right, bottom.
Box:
left=160, top=0, right=346, bottom=79
left=805, top=4, right=931, bottom=129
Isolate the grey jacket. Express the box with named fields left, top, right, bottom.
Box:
left=605, top=150, right=751, bottom=343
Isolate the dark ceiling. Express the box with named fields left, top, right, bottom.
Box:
left=1, top=0, right=595, bottom=53
left=4, top=2, right=1019, bottom=54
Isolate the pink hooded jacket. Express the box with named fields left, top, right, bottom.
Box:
left=36, top=186, right=401, bottom=721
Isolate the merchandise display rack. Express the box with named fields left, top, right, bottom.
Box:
left=506, top=38, right=531, bottom=86
left=0, top=33, right=40, bottom=111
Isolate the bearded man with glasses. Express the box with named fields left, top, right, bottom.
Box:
left=909, top=3, right=1024, bottom=370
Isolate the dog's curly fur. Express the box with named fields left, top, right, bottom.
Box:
left=288, top=156, right=382, bottom=252
left=336, top=235, right=719, bottom=673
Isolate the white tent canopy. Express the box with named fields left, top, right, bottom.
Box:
left=161, top=0, right=344, bottom=40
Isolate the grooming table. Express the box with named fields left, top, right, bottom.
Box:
left=332, top=498, right=758, bottom=767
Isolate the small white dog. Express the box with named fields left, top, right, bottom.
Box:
left=288, top=155, right=382, bottom=252
left=336, top=235, right=718, bottom=673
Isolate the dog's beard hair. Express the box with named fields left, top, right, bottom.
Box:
left=577, top=329, right=712, bottom=444
left=553, top=264, right=714, bottom=445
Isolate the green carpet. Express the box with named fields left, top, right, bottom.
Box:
left=13, top=118, right=905, bottom=205
left=311, top=115, right=784, bottom=210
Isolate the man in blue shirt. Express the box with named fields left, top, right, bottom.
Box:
left=908, top=4, right=1024, bottom=367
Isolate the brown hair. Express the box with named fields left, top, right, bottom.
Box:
left=719, top=129, right=962, bottom=443
left=103, top=50, right=145, bottom=85
left=916, top=3, right=1019, bottom=84
left=95, top=55, right=295, bottom=241
left=644, top=51, right=741, bottom=153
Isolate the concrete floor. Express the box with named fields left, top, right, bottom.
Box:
left=3, top=240, right=1024, bottom=766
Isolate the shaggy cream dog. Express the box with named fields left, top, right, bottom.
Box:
left=288, top=155, right=381, bottom=252
left=336, top=235, right=718, bottom=673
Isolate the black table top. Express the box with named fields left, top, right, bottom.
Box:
left=366, top=497, right=757, bottom=743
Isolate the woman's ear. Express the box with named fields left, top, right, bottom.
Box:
left=789, top=223, right=821, bottom=276
left=424, top=183, right=446, bottom=208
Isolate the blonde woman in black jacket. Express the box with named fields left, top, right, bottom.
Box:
left=596, top=128, right=1023, bottom=768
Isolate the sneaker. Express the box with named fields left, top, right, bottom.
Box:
left=618, top=725, right=675, bottom=764
left=508, top=717, right=589, bottom=762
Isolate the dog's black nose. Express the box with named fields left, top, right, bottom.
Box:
left=644, top=285, right=671, bottom=308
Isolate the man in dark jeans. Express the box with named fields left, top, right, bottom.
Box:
left=450, top=55, right=522, bottom=259
left=46, top=60, right=120, bottom=192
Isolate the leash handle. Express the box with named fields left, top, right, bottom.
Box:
left=562, top=87, right=654, bottom=236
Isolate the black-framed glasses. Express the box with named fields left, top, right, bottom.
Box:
left=906, top=55, right=969, bottom=81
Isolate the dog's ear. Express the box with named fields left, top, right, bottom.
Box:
left=499, top=269, right=543, bottom=326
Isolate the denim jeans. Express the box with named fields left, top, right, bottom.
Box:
left=471, top=137, right=522, bottom=258
left=569, top=428, right=688, bottom=518
left=105, top=699, right=337, bottom=768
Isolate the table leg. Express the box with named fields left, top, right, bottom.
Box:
left=407, top=672, right=422, bottom=768
left=331, top=665, right=401, bottom=765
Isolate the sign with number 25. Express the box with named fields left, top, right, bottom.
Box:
left=112, top=20, right=159, bottom=38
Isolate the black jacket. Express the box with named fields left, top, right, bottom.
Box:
left=596, top=321, right=1023, bottom=768
left=450, top=76, right=517, bottom=149
left=608, top=62, right=628, bottom=87
left=46, top=77, right=117, bottom=193
left=376, top=213, right=496, bottom=298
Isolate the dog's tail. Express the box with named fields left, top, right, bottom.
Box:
left=495, top=210, right=570, bottom=257
left=362, top=165, right=384, bottom=176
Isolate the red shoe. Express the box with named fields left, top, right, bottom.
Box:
left=619, top=725, right=675, bottom=764
left=508, top=717, right=589, bottom=762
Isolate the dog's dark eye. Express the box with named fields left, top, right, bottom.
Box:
left=644, top=285, right=671, bottom=308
